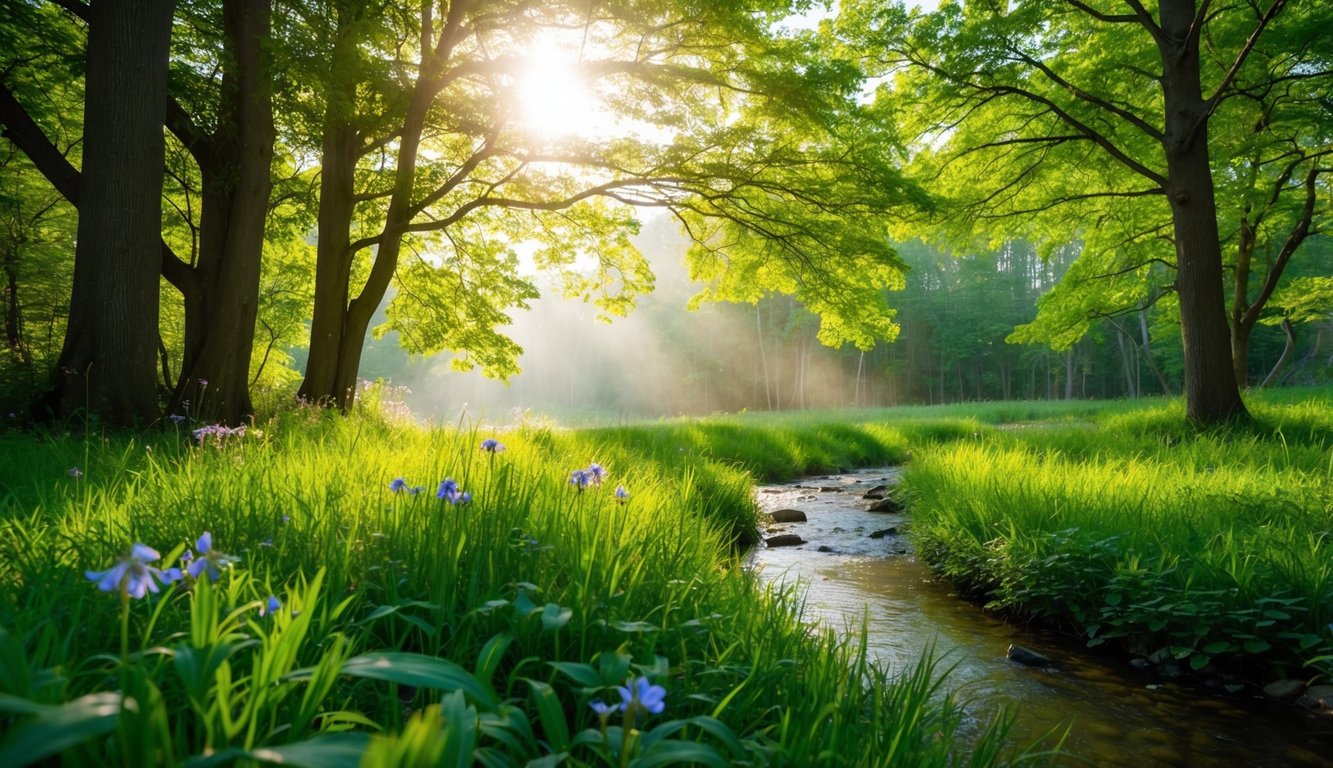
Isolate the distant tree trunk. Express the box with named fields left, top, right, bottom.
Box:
left=3, top=240, right=30, bottom=367
left=1258, top=318, right=1296, bottom=389
left=1116, top=328, right=1136, bottom=397
left=1158, top=0, right=1248, bottom=424
left=1064, top=348, right=1074, bottom=400
left=168, top=0, right=274, bottom=425
left=42, top=0, right=174, bottom=425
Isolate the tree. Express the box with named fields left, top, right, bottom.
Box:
left=289, top=0, right=915, bottom=409
left=39, top=0, right=174, bottom=424
left=844, top=0, right=1331, bottom=424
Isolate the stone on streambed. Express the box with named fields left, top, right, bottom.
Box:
left=868, top=527, right=898, bottom=539
left=1304, top=685, right=1333, bottom=709
left=1007, top=645, right=1056, bottom=669
left=862, top=484, right=889, bottom=499
left=868, top=497, right=904, bottom=513
left=769, top=509, right=808, bottom=523
left=817, top=545, right=835, bottom=553
left=1263, top=679, right=1307, bottom=701
left=819, top=486, right=842, bottom=493
left=765, top=534, right=806, bottom=548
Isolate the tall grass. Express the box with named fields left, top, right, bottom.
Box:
left=0, top=403, right=1016, bottom=767
left=903, top=393, right=1333, bottom=678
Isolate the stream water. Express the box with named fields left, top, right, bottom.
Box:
left=747, top=467, right=1333, bottom=767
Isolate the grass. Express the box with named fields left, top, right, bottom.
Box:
left=902, top=392, right=1333, bottom=680
left=0, top=396, right=1018, bottom=767
left=3, top=386, right=1328, bottom=766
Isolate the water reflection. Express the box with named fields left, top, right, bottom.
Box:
left=748, top=468, right=1333, bottom=767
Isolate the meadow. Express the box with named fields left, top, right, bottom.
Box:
left=0, top=387, right=1329, bottom=766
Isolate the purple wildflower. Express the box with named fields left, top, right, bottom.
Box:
left=67, top=466, right=83, bottom=478
left=586, top=463, right=606, bottom=486
left=480, top=438, right=505, bottom=453
left=389, top=478, right=408, bottom=493
left=437, top=478, right=470, bottom=505
left=569, top=469, right=589, bottom=490
left=615, top=485, right=629, bottom=503
left=185, top=531, right=238, bottom=581
left=260, top=595, right=281, bottom=617
left=85, top=543, right=182, bottom=600
left=617, top=676, right=667, bottom=717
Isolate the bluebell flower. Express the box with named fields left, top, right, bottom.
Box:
left=480, top=438, right=505, bottom=453
left=437, top=478, right=470, bottom=505
left=185, top=532, right=239, bottom=581
left=570, top=469, right=589, bottom=490
left=586, top=463, right=606, bottom=486
left=85, top=543, right=182, bottom=600
left=168, top=414, right=188, bottom=424
left=617, top=676, right=667, bottom=716
left=260, top=595, right=281, bottom=617
left=67, top=466, right=83, bottom=478
left=615, top=485, right=629, bottom=503
left=389, top=477, right=408, bottom=493
left=408, top=486, right=424, bottom=496
left=589, top=700, right=614, bottom=722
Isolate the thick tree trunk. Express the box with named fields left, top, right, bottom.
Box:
left=168, top=0, right=274, bottom=425
left=1157, top=0, right=1248, bottom=425
left=42, top=0, right=173, bottom=425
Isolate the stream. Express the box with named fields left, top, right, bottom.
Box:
left=747, top=467, right=1333, bottom=767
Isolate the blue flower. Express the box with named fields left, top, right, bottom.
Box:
left=67, top=466, right=83, bottom=478
left=569, top=469, right=589, bottom=490
left=480, top=438, right=505, bottom=453
left=586, top=463, right=606, bottom=486
left=437, top=478, right=471, bottom=505
left=617, top=676, right=666, bottom=717
left=409, top=486, right=424, bottom=496
left=168, top=414, right=188, bottom=424
left=185, top=532, right=239, bottom=581
left=260, top=595, right=281, bottom=617
left=85, top=543, right=182, bottom=600
left=615, top=485, right=629, bottom=502
left=589, top=700, right=614, bottom=720
left=389, top=477, right=408, bottom=493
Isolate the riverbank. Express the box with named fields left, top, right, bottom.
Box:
left=0, top=400, right=1015, bottom=766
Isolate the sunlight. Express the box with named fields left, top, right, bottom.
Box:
left=516, top=43, right=599, bottom=140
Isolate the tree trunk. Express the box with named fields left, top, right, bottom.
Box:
left=3, top=241, right=30, bottom=367
left=169, top=0, right=274, bottom=425
left=1258, top=318, right=1295, bottom=388
left=42, top=0, right=174, bottom=426
left=1157, top=0, right=1248, bottom=425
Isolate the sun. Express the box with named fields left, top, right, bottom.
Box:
left=516, top=44, right=600, bottom=140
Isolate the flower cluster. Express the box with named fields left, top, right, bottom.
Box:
left=183, top=531, right=239, bottom=581
left=589, top=676, right=667, bottom=721
left=570, top=462, right=607, bottom=491
left=85, top=544, right=181, bottom=600
left=389, top=478, right=424, bottom=495
left=437, top=478, right=471, bottom=505
left=192, top=423, right=247, bottom=445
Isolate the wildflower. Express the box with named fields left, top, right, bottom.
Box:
left=617, top=676, right=667, bottom=717
left=586, top=463, right=606, bottom=486
left=260, top=595, right=281, bottom=617
left=198, top=378, right=208, bottom=387
left=481, top=438, right=505, bottom=453
left=169, top=414, right=187, bottom=424
left=589, top=700, right=614, bottom=723
left=408, top=486, right=424, bottom=496
left=389, top=477, right=408, bottom=493
left=281, top=515, right=291, bottom=525
left=569, top=469, right=589, bottom=490
left=437, top=478, right=471, bottom=505
left=67, top=466, right=83, bottom=478
left=192, top=423, right=246, bottom=444
left=615, top=485, right=629, bottom=503
left=185, top=531, right=239, bottom=581
left=85, top=543, right=182, bottom=600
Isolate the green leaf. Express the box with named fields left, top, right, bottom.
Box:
left=1243, top=639, right=1271, bottom=654
left=0, top=692, right=122, bottom=767
left=186, top=733, right=371, bottom=768
left=316, top=652, right=497, bottom=708
left=1188, top=653, right=1211, bottom=671
left=1201, top=641, right=1231, bottom=655
left=526, top=680, right=571, bottom=752
left=548, top=662, right=601, bottom=690
left=540, top=603, right=572, bottom=632
left=635, top=739, right=732, bottom=768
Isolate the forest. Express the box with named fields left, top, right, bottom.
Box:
left=0, top=1, right=1330, bottom=766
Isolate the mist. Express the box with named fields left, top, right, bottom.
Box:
left=370, top=213, right=874, bottom=424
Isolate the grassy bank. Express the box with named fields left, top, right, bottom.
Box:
left=903, top=393, right=1333, bottom=681
left=0, top=403, right=1016, bottom=767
